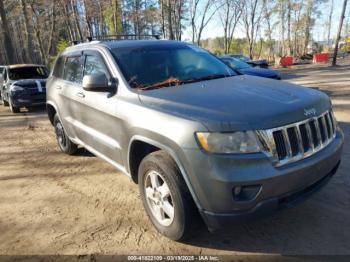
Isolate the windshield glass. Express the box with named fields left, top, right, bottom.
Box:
left=222, top=58, right=251, bottom=70
left=9, top=66, right=48, bottom=80
left=112, top=43, right=236, bottom=90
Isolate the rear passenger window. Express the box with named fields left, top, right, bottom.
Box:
left=63, top=56, right=83, bottom=84
left=53, top=56, right=64, bottom=78
left=84, top=55, right=110, bottom=77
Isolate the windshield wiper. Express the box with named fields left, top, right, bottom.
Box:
left=137, top=74, right=231, bottom=91
left=137, top=77, right=189, bottom=91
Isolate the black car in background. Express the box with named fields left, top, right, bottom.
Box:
left=1, top=64, right=48, bottom=113
left=229, top=54, right=269, bottom=68
left=220, top=56, right=281, bottom=80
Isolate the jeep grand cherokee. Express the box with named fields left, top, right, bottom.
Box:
left=46, top=39, right=344, bottom=240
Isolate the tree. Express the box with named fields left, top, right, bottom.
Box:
left=332, top=0, right=348, bottom=66
left=218, top=0, right=243, bottom=54
left=190, top=0, right=218, bottom=45
left=242, top=0, right=263, bottom=58
left=0, top=0, right=16, bottom=63
left=327, top=0, right=334, bottom=46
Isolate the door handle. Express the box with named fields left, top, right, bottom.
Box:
left=56, top=85, right=62, bottom=90
left=76, top=92, right=85, bottom=98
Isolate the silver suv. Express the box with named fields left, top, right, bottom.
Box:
left=47, top=39, right=344, bottom=240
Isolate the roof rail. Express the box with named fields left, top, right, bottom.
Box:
left=70, top=34, right=160, bottom=46
left=93, top=34, right=160, bottom=41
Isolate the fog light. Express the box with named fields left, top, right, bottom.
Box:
left=232, top=185, right=261, bottom=201
left=233, top=186, right=242, bottom=196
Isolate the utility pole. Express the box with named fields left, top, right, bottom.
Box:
left=332, top=0, right=348, bottom=66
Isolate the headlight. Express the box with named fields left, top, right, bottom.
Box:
left=196, top=131, right=262, bottom=154
left=10, top=85, right=24, bottom=92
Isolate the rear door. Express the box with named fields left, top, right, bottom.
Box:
left=71, top=50, right=123, bottom=166
left=59, top=53, right=85, bottom=139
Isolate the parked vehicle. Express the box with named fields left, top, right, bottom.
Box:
left=0, top=65, right=4, bottom=97
left=1, top=64, right=48, bottom=113
left=220, top=56, right=281, bottom=79
left=47, top=39, right=343, bottom=240
left=229, top=54, right=269, bottom=68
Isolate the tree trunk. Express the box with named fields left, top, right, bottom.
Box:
left=83, top=0, right=92, bottom=37
left=167, top=0, right=174, bottom=39
left=71, top=0, right=83, bottom=40
left=20, top=0, right=35, bottom=63
left=47, top=1, right=56, bottom=58
left=332, top=0, right=348, bottom=66
left=327, top=0, right=334, bottom=46
left=0, top=0, right=16, bottom=63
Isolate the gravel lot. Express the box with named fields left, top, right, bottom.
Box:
left=0, top=60, right=349, bottom=258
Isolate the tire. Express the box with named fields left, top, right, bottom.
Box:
left=9, top=98, right=20, bottom=113
left=2, top=94, right=9, bottom=107
left=138, top=150, right=200, bottom=240
left=54, top=114, right=78, bottom=155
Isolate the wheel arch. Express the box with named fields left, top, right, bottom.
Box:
left=46, top=102, right=57, bottom=125
left=127, top=135, right=203, bottom=210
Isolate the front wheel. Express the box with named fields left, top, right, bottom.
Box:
left=54, top=114, right=78, bottom=155
left=9, top=98, right=20, bottom=113
left=2, top=94, right=9, bottom=107
left=138, top=151, right=200, bottom=240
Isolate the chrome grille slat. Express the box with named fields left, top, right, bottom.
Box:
left=325, top=113, right=333, bottom=138
left=259, top=110, right=337, bottom=167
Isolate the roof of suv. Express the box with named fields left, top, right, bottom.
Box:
left=65, top=40, right=188, bottom=52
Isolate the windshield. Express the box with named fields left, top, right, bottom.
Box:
left=222, top=58, right=251, bottom=70
left=9, top=66, right=48, bottom=80
left=112, top=43, right=236, bottom=90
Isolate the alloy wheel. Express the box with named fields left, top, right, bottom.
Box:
left=144, top=170, right=175, bottom=227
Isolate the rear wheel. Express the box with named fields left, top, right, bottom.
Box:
left=9, top=98, right=20, bottom=113
left=54, top=114, right=78, bottom=155
left=138, top=151, right=200, bottom=240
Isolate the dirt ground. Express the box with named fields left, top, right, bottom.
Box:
left=0, top=59, right=349, bottom=258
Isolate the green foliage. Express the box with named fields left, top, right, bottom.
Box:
left=212, top=48, right=223, bottom=55
left=56, top=39, right=69, bottom=53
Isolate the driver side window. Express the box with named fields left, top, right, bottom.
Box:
left=84, top=55, right=110, bottom=78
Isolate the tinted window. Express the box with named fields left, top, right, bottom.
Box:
left=112, top=43, right=235, bottom=89
left=9, top=66, right=48, bottom=80
left=53, top=56, right=65, bottom=78
left=63, top=56, right=83, bottom=84
left=84, top=55, right=109, bottom=77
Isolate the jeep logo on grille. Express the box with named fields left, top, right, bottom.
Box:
left=304, top=108, right=317, bottom=117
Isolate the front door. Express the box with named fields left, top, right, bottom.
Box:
left=72, top=51, right=124, bottom=167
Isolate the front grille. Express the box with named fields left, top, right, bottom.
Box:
left=258, top=110, right=337, bottom=166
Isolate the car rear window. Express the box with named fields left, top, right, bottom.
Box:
left=9, top=66, right=48, bottom=80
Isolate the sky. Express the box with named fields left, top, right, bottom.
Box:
left=182, top=0, right=349, bottom=42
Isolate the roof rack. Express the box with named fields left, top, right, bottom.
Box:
left=94, top=34, right=160, bottom=41
left=71, top=34, right=160, bottom=46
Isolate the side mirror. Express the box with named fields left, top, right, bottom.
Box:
left=83, top=73, right=110, bottom=92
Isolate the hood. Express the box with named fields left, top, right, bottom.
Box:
left=239, top=67, right=279, bottom=78
left=138, top=75, right=331, bottom=131
left=12, top=79, right=46, bottom=88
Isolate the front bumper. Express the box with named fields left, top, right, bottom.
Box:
left=181, top=130, right=344, bottom=230
left=200, top=161, right=340, bottom=231
left=11, top=93, right=46, bottom=107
